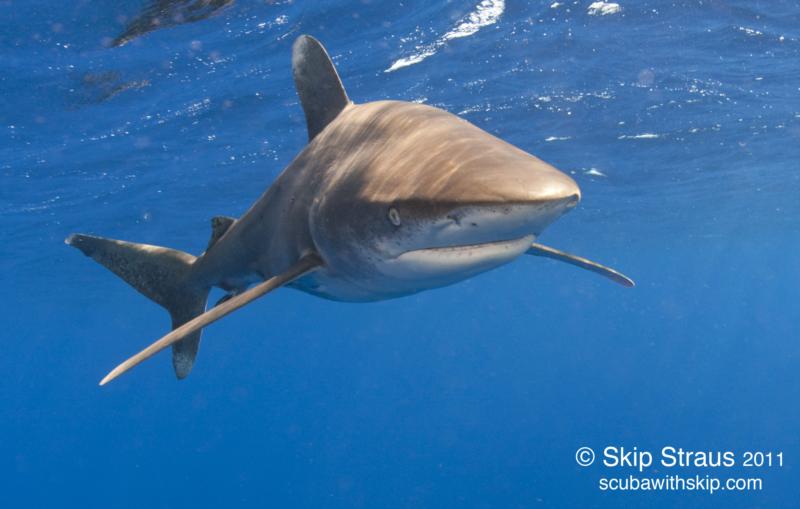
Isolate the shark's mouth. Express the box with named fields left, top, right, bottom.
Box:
left=390, top=235, right=535, bottom=277
left=402, top=235, right=534, bottom=256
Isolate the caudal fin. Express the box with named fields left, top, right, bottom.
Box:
left=66, top=233, right=210, bottom=379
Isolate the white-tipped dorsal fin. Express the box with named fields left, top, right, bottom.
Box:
left=99, top=254, right=323, bottom=386
left=526, top=242, right=635, bottom=288
left=292, top=35, right=351, bottom=141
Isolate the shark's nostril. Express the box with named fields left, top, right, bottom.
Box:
left=550, top=193, right=580, bottom=211
left=567, top=192, right=580, bottom=207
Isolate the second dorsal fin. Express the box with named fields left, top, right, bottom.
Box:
left=292, top=35, right=351, bottom=141
left=207, top=216, right=236, bottom=250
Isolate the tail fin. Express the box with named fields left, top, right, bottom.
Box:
left=66, top=234, right=209, bottom=379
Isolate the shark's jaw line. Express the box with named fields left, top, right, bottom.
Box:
left=396, top=235, right=534, bottom=258
left=387, top=235, right=535, bottom=278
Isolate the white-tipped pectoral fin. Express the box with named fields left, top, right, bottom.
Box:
left=99, top=254, right=323, bottom=386
left=526, top=242, right=635, bottom=288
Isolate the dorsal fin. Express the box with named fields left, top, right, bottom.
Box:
left=292, top=35, right=351, bottom=141
left=207, top=215, right=235, bottom=250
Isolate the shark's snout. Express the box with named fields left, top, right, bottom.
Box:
left=539, top=173, right=581, bottom=209
left=446, top=158, right=582, bottom=239
left=536, top=175, right=582, bottom=227
left=495, top=161, right=581, bottom=211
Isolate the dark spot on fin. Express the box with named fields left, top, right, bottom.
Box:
left=207, top=215, right=236, bottom=250
left=292, top=35, right=351, bottom=141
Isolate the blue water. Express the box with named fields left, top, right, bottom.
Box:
left=2, top=1, right=799, bottom=507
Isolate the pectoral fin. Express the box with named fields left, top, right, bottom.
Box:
left=99, top=254, right=323, bottom=386
left=526, top=242, right=634, bottom=288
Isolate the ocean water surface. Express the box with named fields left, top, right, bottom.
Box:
left=2, top=1, right=799, bottom=507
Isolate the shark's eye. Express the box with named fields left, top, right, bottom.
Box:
left=387, top=207, right=402, bottom=226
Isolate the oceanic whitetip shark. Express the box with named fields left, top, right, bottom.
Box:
left=67, top=35, right=634, bottom=386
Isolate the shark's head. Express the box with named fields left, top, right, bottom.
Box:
left=306, top=102, right=581, bottom=300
